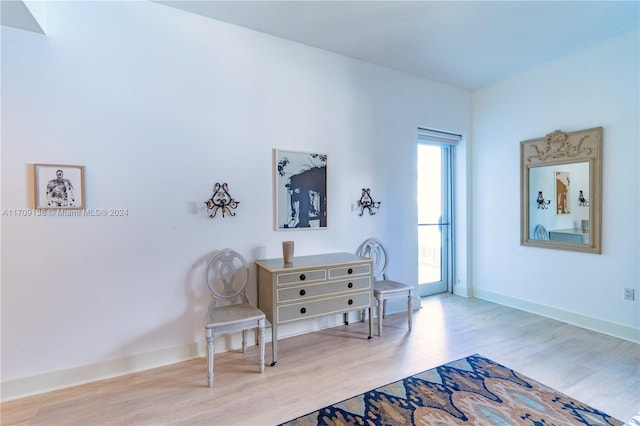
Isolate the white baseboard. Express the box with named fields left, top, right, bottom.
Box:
left=1, top=341, right=206, bottom=402
left=454, top=285, right=470, bottom=297
left=8, top=292, right=633, bottom=402
left=474, top=288, right=640, bottom=344
left=0, top=314, right=352, bottom=402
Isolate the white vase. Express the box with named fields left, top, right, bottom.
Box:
left=282, top=241, right=294, bottom=263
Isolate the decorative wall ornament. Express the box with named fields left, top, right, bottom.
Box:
left=357, top=188, right=381, bottom=216
left=578, top=190, right=590, bottom=207
left=204, top=183, right=239, bottom=218
left=526, top=129, right=594, bottom=163
left=536, top=191, right=550, bottom=209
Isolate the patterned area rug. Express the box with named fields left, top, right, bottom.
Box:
left=281, top=354, right=622, bottom=425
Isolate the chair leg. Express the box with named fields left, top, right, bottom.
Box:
left=242, top=329, right=247, bottom=353
left=407, top=290, right=413, bottom=331
left=206, top=328, right=215, bottom=387
left=259, top=319, right=265, bottom=374
left=377, top=294, right=384, bottom=336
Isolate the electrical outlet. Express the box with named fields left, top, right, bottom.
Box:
left=624, top=288, right=635, bottom=301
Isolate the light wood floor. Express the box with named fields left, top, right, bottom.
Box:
left=2, top=294, right=639, bottom=425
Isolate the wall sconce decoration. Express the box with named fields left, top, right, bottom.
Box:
left=357, top=188, right=381, bottom=216
left=536, top=191, right=550, bottom=209
left=204, top=183, right=239, bottom=218
left=578, top=190, right=590, bottom=207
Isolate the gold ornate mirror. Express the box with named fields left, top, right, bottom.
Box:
left=520, top=127, right=602, bottom=253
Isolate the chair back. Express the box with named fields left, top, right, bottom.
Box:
left=206, top=249, right=250, bottom=307
left=534, top=224, right=549, bottom=240
left=356, top=238, right=389, bottom=280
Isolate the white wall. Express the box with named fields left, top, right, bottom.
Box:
left=472, top=29, right=639, bottom=341
left=0, top=1, right=471, bottom=398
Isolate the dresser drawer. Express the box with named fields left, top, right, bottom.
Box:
left=328, top=263, right=371, bottom=279
left=257, top=253, right=375, bottom=363
left=277, top=291, right=372, bottom=323
left=276, top=276, right=371, bottom=303
left=276, top=269, right=326, bottom=286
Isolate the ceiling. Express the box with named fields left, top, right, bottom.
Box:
left=0, top=0, right=45, bottom=34
left=2, top=1, right=638, bottom=90
left=157, top=1, right=640, bottom=90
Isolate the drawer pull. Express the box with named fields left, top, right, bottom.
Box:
left=347, top=268, right=353, bottom=274
left=300, top=274, right=306, bottom=281
left=299, top=289, right=306, bottom=296
left=347, top=282, right=353, bottom=288
left=300, top=307, right=307, bottom=314
left=348, top=299, right=354, bottom=305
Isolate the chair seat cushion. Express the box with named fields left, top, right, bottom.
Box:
left=205, top=304, right=265, bottom=328
left=374, top=280, right=413, bottom=295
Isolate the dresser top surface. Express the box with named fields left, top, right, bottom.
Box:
left=256, top=252, right=371, bottom=272
left=549, top=228, right=589, bottom=236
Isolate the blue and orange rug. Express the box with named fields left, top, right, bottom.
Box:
left=281, top=354, right=622, bottom=425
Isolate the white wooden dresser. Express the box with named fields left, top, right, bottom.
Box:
left=256, top=252, right=374, bottom=366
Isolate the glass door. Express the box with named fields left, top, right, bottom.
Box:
left=417, top=143, right=451, bottom=296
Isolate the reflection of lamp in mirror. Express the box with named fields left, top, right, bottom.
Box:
left=581, top=220, right=590, bottom=233
left=536, top=191, right=550, bottom=209
left=578, top=190, right=590, bottom=207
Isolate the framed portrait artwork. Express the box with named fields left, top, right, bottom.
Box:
left=273, top=149, right=327, bottom=230
left=34, top=164, right=85, bottom=209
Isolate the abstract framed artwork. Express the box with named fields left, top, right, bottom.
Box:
left=34, top=164, right=85, bottom=209
left=273, top=149, right=327, bottom=230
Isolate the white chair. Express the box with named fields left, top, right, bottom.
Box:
left=534, top=224, right=549, bottom=240
left=356, top=238, right=413, bottom=336
left=204, top=249, right=265, bottom=387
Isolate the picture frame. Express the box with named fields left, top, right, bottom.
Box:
left=273, top=149, right=327, bottom=230
left=34, top=164, right=85, bottom=209
left=555, top=171, right=570, bottom=215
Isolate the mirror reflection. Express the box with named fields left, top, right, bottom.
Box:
left=520, top=127, right=602, bottom=254
left=529, top=162, right=590, bottom=243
